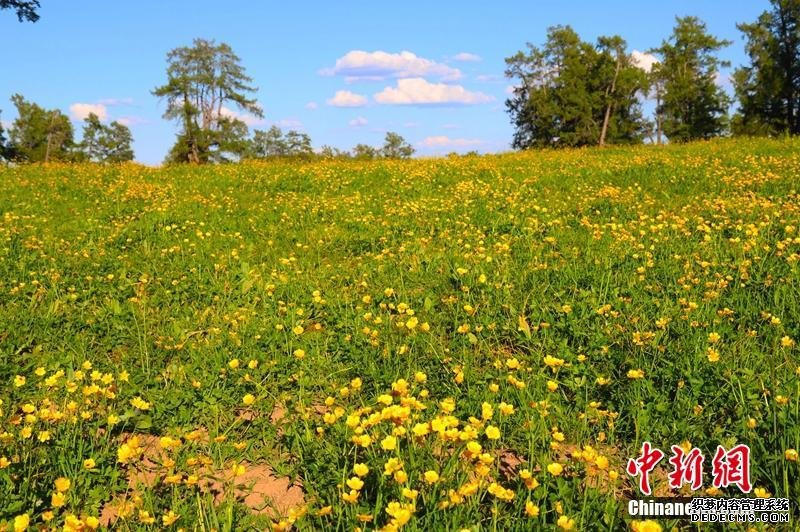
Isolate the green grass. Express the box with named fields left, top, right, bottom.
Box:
left=0, top=137, right=798, bottom=530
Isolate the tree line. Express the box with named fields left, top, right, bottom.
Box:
left=506, top=1, right=800, bottom=148
left=2, top=0, right=799, bottom=161
left=151, top=38, right=414, bottom=163
left=0, top=95, right=133, bottom=163
left=0, top=92, right=415, bottom=165
left=0, top=38, right=415, bottom=164
left=250, top=127, right=415, bottom=160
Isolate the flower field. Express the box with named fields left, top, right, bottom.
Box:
left=1, top=137, right=799, bottom=530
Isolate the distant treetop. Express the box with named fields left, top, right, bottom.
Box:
left=1, top=0, right=40, bottom=22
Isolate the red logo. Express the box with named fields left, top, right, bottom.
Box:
left=626, top=442, right=665, bottom=495
left=711, top=444, right=752, bottom=493
left=627, top=442, right=752, bottom=494
left=668, top=445, right=705, bottom=490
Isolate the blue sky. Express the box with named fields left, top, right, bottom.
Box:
left=1, top=1, right=767, bottom=164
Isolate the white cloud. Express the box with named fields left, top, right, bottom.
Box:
left=115, top=116, right=146, bottom=127
left=348, top=116, right=368, bottom=127
left=374, top=78, right=494, bottom=105
left=277, top=118, right=303, bottom=129
left=404, top=122, right=420, bottom=128
left=220, top=106, right=266, bottom=126
left=98, top=97, right=134, bottom=106
left=304, top=101, right=318, bottom=110
left=714, top=71, right=733, bottom=89
left=419, top=135, right=484, bottom=148
left=70, top=103, right=108, bottom=121
left=327, top=90, right=368, bottom=107
left=321, top=50, right=462, bottom=82
left=631, top=50, right=658, bottom=73
left=453, top=52, right=481, bottom=62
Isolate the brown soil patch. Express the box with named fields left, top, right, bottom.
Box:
left=209, top=461, right=305, bottom=516
left=237, top=408, right=258, bottom=422
left=270, top=403, right=287, bottom=423
left=99, top=432, right=304, bottom=526
left=497, top=448, right=526, bottom=481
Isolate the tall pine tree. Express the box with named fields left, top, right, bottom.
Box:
left=651, top=17, right=732, bottom=142
left=596, top=36, right=650, bottom=145
left=505, top=26, right=647, bottom=149
left=733, top=0, right=800, bottom=135
left=79, top=113, right=134, bottom=163
left=8, top=94, right=74, bottom=162
left=153, top=39, right=262, bottom=164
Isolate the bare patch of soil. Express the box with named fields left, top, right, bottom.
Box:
left=99, top=432, right=305, bottom=526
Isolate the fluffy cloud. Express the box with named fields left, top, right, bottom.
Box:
left=326, top=90, right=368, bottom=107
left=115, top=116, right=146, bottom=127
left=348, top=116, right=368, bottom=127
left=453, top=52, right=481, bottom=62
left=631, top=50, right=658, bottom=73
left=98, top=97, right=134, bottom=106
left=69, top=103, right=108, bottom=121
left=304, top=101, right=318, bottom=110
left=374, top=78, right=494, bottom=105
left=419, top=135, right=483, bottom=148
left=714, top=71, right=733, bottom=88
left=277, top=118, right=303, bottom=129
left=220, top=106, right=266, bottom=126
left=321, top=50, right=461, bottom=82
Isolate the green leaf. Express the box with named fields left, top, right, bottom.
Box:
left=518, top=315, right=531, bottom=339
left=135, top=415, right=152, bottom=430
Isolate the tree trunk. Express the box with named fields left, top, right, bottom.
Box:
left=599, top=52, right=622, bottom=146
left=44, top=112, right=56, bottom=162
left=656, top=91, right=663, bottom=145
left=188, top=138, right=199, bottom=164
left=44, top=132, right=52, bottom=163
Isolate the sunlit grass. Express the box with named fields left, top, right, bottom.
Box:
left=0, top=137, right=798, bottom=530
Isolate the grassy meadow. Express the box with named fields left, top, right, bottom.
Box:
left=1, top=137, right=799, bottom=530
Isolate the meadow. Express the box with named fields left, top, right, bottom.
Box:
left=0, top=137, right=799, bottom=531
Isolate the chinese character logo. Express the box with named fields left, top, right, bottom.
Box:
left=627, top=442, right=752, bottom=494
left=712, top=444, right=752, bottom=493
left=668, top=445, right=705, bottom=490
left=626, top=441, right=665, bottom=495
